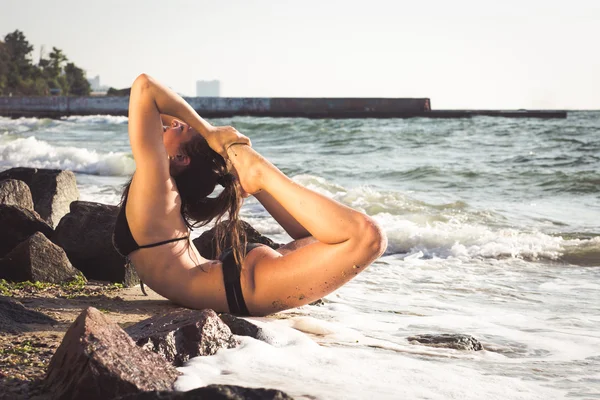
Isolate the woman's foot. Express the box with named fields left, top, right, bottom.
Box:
left=227, top=144, right=264, bottom=195
left=205, top=126, right=251, bottom=159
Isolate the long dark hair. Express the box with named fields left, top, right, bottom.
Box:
left=121, top=134, right=246, bottom=267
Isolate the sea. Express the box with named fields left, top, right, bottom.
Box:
left=1, top=112, right=599, bottom=399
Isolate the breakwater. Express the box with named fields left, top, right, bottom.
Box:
left=0, top=96, right=567, bottom=119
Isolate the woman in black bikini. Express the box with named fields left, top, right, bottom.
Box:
left=112, top=74, right=387, bottom=316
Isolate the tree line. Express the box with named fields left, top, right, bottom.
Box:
left=0, top=30, right=91, bottom=96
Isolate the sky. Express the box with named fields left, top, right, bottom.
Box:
left=1, top=0, right=599, bottom=109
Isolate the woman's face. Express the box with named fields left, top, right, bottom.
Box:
left=163, top=119, right=196, bottom=157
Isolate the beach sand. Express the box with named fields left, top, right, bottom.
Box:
left=0, top=282, right=178, bottom=400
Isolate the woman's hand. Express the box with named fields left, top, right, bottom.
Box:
left=205, top=126, right=251, bottom=159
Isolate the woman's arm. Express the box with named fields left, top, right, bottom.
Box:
left=135, top=74, right=212, bottom=135
left=160, top=114, right=177, bottom=127
left=131, top=74, right=249, bottom=157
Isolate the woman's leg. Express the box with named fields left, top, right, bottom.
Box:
left=254, top=191, right=310, bottom=240
left=227, top=144, right=387, bottom=316
left=274, top=236, right=318, bottom=256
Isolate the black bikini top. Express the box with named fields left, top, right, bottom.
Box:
left=112, top=201, right=189, bottom=257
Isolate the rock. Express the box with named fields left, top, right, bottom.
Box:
left=125, top=309, right=238, bottom=367
left=0, top=204, right=53, bottom=258
left=0, top=295, right=56, bottom=333
left=193, top=220, right=281, bottom=260
left=113, top=384, right=294, bottom=399
left=0, top=167, right=80, bottom=227
left=53, top=201, right=139, bottom=286
left=44, top=307, right=180, bottom=400
left=218, top=313, right=277, bottom=345
left=407, top=334, right=484, bottom=351
left=0, top=232, right=84, bottom=283
left=0, top=179, right=34, bottom=210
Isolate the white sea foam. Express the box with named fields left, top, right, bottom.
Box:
left=0, top=116, right=44, bottom=126
left=61, top=115, right=129, bottom=125
left=174, top=249, right=600, bottom=399
left=0, top=116, right=57, bottom=133
left=0, top=136, right=134, bottom=176
left=176, top=317, right=563, bottom=400
left=376, top=213, right=568, bottom=260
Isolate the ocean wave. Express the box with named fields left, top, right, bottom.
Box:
left=0, top=116, right=58, bottom=133
left=0, top=116, right=46, bottom=126
left=537, top=171, right=600, bottom=194
left=61, top=115, right=129, bottom=125
left=292, top=174, right=348, bottom=197
left=287, top=175, right=598, bottom=265
left=560, top=237, right=600, bottom=266
left=377, top=213, right=600, bottom=265
left=383, top=215, right=559, bottom=260
left=333, top=184, right=496, bottom=226
left=0, top=136, right=134, bottom=176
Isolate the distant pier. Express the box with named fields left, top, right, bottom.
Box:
left=0, top=96, right=567, bottom=119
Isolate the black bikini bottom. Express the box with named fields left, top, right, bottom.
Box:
left=220, top=243, right=264, bottom=316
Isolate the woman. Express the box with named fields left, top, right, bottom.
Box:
left=112, top=74, right=387, bottom=316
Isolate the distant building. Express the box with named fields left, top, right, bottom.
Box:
left=196, top=80, right=220, bottom=97
left=88, top=75, right=101, bottom=91
left=88, top=75, right=110, bottom=95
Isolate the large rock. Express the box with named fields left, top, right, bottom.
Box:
left=0, top=232, right=84, bottom=283
left=44, top=307, right=180, bottom=400
left=219, top=313, right=277, bottom=345
left=0, top=179, right=34, bottom=210
left=407, top=334, right=484, bottom=351
left=0, top=295, right=56, bottom=334
left=0, top=167, right=79, bottom=227
left=0, top=204, right=53, bottom=258
left=125, top=309, right=238, bottom=366
left=193, top=220, right=281, bottom=259
left=53, top=201, right=139, bottom=286
left=113, top=384, right=294, bottom=399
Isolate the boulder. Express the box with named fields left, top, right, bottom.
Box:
left=0, top=232, right=84, bottom=283
left=407, top=334, right=484, bottom=351
left=0, top=204, right=53, bottom=258
left=0, top=167, right=79, bottom=227
left=125, top=309, right=238, bottom=366
left=113, top=384, right=294, bottom=399
left=193, top=220, right=281, bottom=260
left=0, top=295, right=56, bottom=334
left=219, top=313, right=277, bottom=345
left=53, top=201, right=139, bottom=286
left=0, top=179, right=34, bottom=210
left=44, top=307, right=180, bottom=400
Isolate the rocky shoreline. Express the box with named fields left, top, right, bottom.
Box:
left=0, top=281, right=294, bottom=399
left=0, top=166, right=293, bottom=399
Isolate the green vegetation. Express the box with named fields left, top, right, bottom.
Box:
left=0, top=30, right=91, bottom=96
left=0, top=340, right=35, bottom=356
left=0, top=274, right=86, bottom=296
left=0, top=339, right=49, bottom=372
